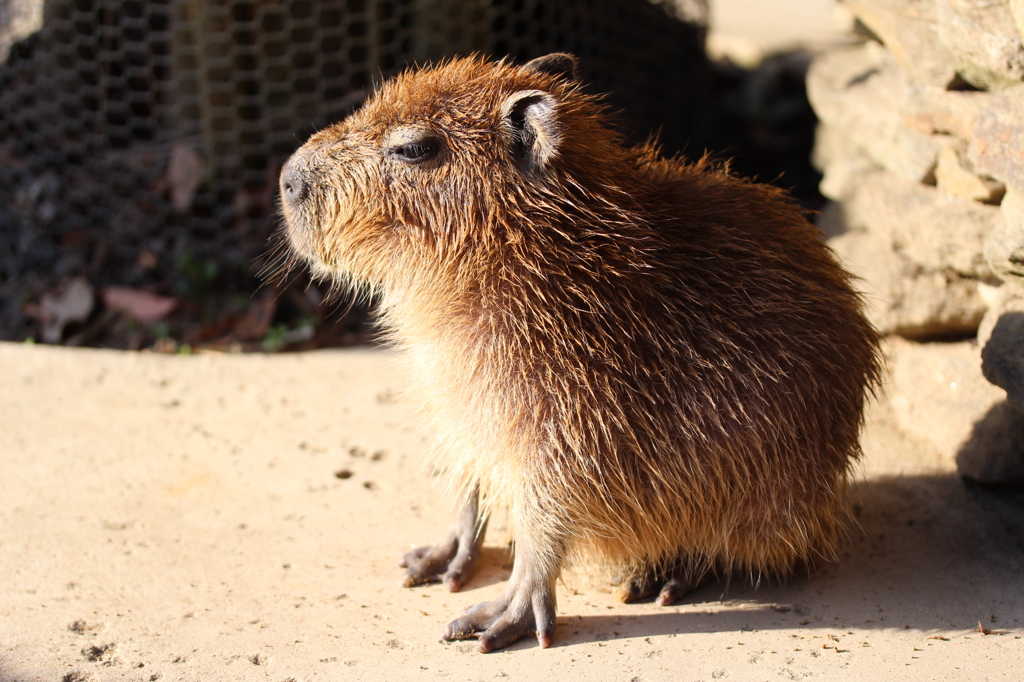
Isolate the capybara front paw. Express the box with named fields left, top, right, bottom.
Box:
left=400, top=537, right=479, bottom=590
left=400, top=490, right=486, bottom=591
left=441, top=583, right=556, bottom=652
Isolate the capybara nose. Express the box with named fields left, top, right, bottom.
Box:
left=280, top=157, right=308, bottom=206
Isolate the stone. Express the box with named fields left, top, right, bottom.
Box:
left=902, top=83, right=1024, bottom=192
left=808, top=42, right=941, bottom=184
left=955, top=400, right=1024, bottom=483
left=978, top=283, right=1020, bottom=346
left=825, top=166, right=998, bottom=279
left=829, top=226, right=989, bottom=338
left=887, top=337, right=1024, bottom=484
left=936, top=0, right=1024, bottom=91
left=933, top=134, right=1006, bottom=204
left=902, top=82, right=989, bottom=140
left=983, top=187, right=1024, bottom=283
left=980, top=290, right=1024, bottom=411
left=1012, top=0, right=1024, bottom=40
left=840, top=0, right=961, bottom=87
left=820, top=163, right=1000, bottom=338
left=812, top=124, right=880, bottom=202
left=969, top=85, right=1024, bottom=192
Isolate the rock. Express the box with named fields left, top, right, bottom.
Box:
left=887, top=337, right=1024, bottom=484
left=822, top=163, right=998, bottom=338
left=840, top=0, right=960, bottom=87
left=983, top=187, right=1024, bottom=283
left=808, top=42, right=941, bottom=183
left=815, top=200, right=849, bottom=240
left=829, top=226, right=989, bottom=338
left=933, top=135, right=1006, bottom=204
left=955, top=401, right=1024, bottom=484
left=902, top=82, right=989, bottom=139
left=981, top=297, right=1024, bottom=410
left=977, top=284, right=1015, bottom=348
left=825, top=167, right=998, bottom=279
left=969, top=85, right=1024, bottom=192
left=812, top=124, right=880, bottom=202
left=936, top=0, right=1024, bottom=91
left=903, top=83, right=1024, bottom=192
left=1012, top=0, right=1024, bottom=40
left=811, top=47, right=1024, bottom=193
left=841, top=0, right=1024, bottom=90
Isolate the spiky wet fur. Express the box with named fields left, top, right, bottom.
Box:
left=281, top=56, right=882, bottom=592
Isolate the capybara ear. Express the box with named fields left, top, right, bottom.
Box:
left=500, top=89, right=561, bottom=172
left=522, top=53, right=579, bottom=82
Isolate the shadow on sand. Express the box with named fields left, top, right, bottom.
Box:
left=468, top=473, right=1023, bottom=650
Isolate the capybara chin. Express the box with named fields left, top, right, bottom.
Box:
left=279, top=53, right=881, bottom=653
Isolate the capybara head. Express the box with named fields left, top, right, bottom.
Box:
left=278, top=54, right=645, bottom=289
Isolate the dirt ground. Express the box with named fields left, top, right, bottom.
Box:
left=1, top=342, right=1021, bottom=682
left=3, top=2, right=1022, bottom=680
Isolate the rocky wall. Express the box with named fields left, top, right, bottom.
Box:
left=809, top=0, right=1024, bottom=483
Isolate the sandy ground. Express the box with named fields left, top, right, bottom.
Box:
left=3, top=3, right=1022, bottom=680
left=1, top=342, right=1022, bottom=682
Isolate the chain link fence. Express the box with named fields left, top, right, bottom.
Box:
left=3, top=1, right=818, bottom=348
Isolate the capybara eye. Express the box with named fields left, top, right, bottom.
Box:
left=390, top=138, right=439, bottom=165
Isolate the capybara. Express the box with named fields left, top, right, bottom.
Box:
left=279, top=53, right=881, bottom=652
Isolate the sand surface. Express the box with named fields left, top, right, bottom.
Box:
left=1, top=342, right=1021, bottom=682
left=2, top=4, right=1021, bottom=679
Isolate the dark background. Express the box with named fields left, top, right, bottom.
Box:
left=0, top=0, right=822, bottom=351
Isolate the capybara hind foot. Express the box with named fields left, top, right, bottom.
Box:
left=401, top=489, right=485, bottom=591
left=616, top=565, right=705, bottom=606
left=441, top=571, right=556, bottom=652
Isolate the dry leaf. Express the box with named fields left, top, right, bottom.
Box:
left=102, top=287, right=178, bottom=323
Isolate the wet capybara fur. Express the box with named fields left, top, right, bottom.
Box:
left=279, top=53, right=881, bottom=652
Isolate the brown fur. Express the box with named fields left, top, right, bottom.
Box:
left=280, top=55, right=881, bottom=648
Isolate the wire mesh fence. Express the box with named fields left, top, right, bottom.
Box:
left=1, top=1, right=816, bottom=349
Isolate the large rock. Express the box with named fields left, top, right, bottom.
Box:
left=821, top=163, right=1000, bottom=338
left=887, top=337, right=1024, bottom=484
left=824, top=166, right=998, bottom=279
left=969, top=86, right=1024, bottom=192
left=812, top=124, right=881, bottom=199
left=904, top=83, right=1024, bottom=193
left=979, top=191, right=1024, bottom=413
left=807, top=42, right=941, bottom=183
left=841, top=0, right=1024, bottom=90
left=829, top=225, right=989, bottom=338
left=811, top=45, right=1024, bottom=194
left=902, top=81, right=989, bottom=139
left=983, top=187, right=1024, bottom=283
left=1012, top=0, right=1024, bottom=40
left=840, top=0, right=960, bottom=87
left=933, top=135, right=1006, bottom=205
left=936, top=0, right=1024, bottom=91
left=981, top=302, right=1024, bottom=412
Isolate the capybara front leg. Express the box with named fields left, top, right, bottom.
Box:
left=441, top=536, right=559, bottom=652
left=401, top=486, right=486, bottom=591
